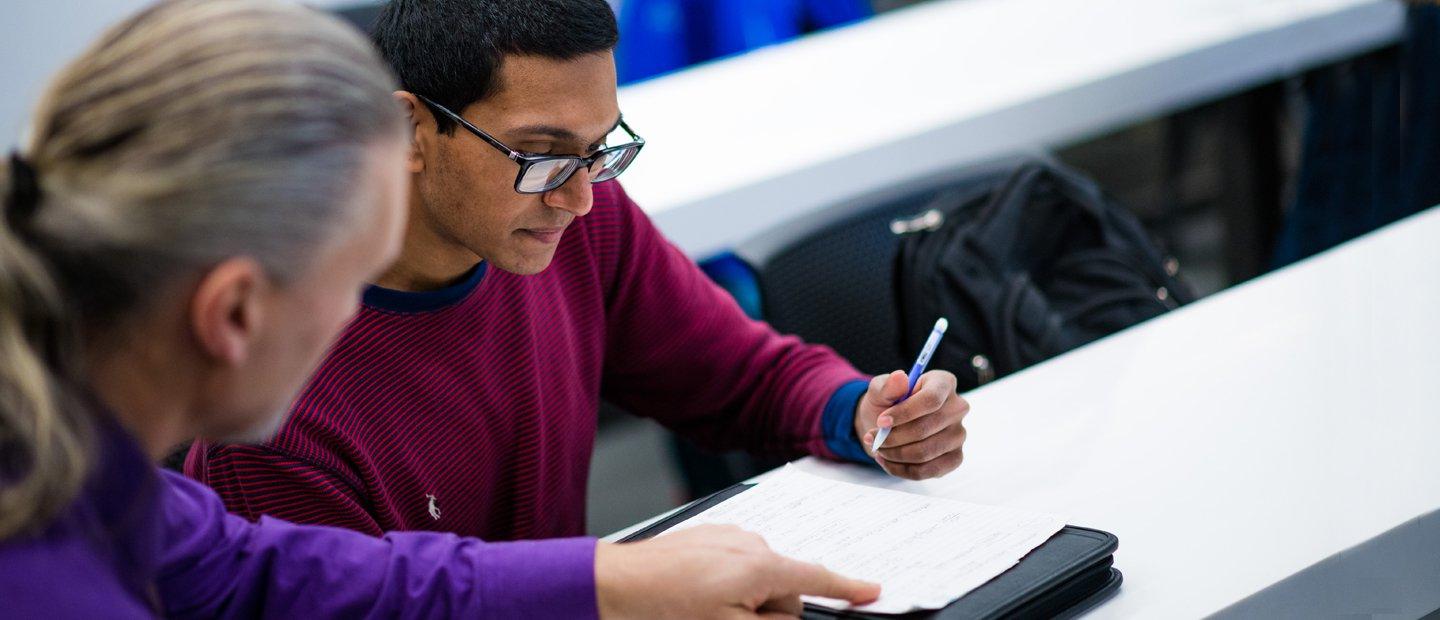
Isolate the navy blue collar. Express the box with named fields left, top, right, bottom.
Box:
left=362, top=262, right=487, bottom=313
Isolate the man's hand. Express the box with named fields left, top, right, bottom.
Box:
left=595, top=525, right=880, bottom=619
left=854, top=370, right=969, bottom=480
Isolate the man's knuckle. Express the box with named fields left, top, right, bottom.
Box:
left=918, top=461, right=943, bottom=479
left=945, top=399, right=966, bottom=418
left=920, top=414, right=944, bottom=437
left=937, top=452, right=962, bottom=475
left=895, top=443, right=921, bottom=463
left=925, top=443, right=947, bottom=462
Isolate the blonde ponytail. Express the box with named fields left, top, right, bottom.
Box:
left=0, top=155, right=91, bottom=540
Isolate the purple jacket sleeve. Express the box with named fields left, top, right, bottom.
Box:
left=596, top=183, right=868, bottom=460
left=154, top=471, right=598, bottom=619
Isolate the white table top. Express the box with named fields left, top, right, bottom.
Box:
left=617, top=0, right=1406, bottom=259
left=636, top=206, right=1434, bottom=617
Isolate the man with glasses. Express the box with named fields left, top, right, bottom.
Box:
left=188, top=0, right=969, bottom=546
left=416, top=92, right=645, bottom=196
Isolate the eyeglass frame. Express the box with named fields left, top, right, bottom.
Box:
left=414, top=93, right=645, bottom=195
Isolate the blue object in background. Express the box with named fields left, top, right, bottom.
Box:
left=617, top=0, right=872, bottom=84
left=698, top=252, right=763, bottom=319
left=624, top=0, right=874, bottom=504
left=1273, top=4, right=1440, bottom=267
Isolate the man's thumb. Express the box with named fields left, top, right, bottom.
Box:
left=880, top=370, right=909, bottom=404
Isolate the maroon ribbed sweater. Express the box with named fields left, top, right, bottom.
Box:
left=186, top=181, right=864, bottom=540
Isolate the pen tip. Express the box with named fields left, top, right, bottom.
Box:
left=935, top=318, right=948, bottom=332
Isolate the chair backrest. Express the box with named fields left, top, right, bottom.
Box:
left=733, top=154, right=1046, bottom=375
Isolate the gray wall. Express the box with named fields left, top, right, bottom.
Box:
left=1, top=0, right=357, bottom=149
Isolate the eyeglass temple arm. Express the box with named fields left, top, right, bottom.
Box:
left=413, top=93, right=524, bottom=162
left=618, top=117, right=644, bottom=143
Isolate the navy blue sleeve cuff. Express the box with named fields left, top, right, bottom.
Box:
left=821, top=379, right=878, bottom=465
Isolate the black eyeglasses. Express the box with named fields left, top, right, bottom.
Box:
left=415, top=94, right=645, bottom=195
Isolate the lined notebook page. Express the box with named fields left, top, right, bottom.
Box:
left=666, top=467, right=1067, bottom=614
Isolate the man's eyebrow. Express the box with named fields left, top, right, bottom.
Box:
left=511, top=116, right=623, bottom=147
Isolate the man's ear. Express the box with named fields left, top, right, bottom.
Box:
left=394, top=91, right=432, bottom=174
left=189, top=257, right=267, bottom=367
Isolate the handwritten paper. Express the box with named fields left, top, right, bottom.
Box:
left=666, top=467, right=1067, bottom=614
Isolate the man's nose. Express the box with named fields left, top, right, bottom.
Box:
left=542, top=166, right=594, bottom=217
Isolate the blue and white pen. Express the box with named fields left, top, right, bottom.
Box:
left=871, top=317, right=948, bottom=454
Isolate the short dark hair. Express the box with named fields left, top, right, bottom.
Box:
left=371, top=0, right=619, bottom=134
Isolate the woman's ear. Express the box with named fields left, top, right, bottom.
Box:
left=188, top=257, right=267, bottom=366
left=394, top=91, right=430, bottom=174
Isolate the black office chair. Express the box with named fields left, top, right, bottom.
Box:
left=667, top=154, right=1050, bottom=499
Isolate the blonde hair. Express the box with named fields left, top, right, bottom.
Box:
left=0, top=0, right=403, bottom=539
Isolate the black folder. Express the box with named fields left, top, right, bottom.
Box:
left=620, top=482, right=1121, bottom=619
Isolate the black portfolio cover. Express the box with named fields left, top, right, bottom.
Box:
left=619, top=482, right=1121, bottom=619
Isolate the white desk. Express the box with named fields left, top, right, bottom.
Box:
left=618, top=0, right=1406, bottom=259
left=613, top=206, right=1440, bottom=617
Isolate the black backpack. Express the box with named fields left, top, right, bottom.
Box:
left=893, top=160, right=1195, bottom=391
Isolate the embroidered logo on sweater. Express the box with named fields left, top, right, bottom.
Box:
left=425, top=494, right=441, bottom=520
